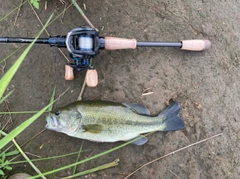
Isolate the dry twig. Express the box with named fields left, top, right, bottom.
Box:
left=168, top=170, right=182, bottom=179
left=27, top=1, right=70, bottom=62
left=141, top=92, right=154, bottom=96
left=77, top=77, right=86, bottom=101
left=60, top=0, right=67, bottom=23
left=14, top=0, right=24, bottom=26
left=2, top=101, right=13, bottom=131
left=25, top=152, right=42, bottom=158
left=71, top=0, right=98, bottom=31
left=20, top=128, right=46, bottom=147
left=0, top=60, right=6, bottom=74
left=142, top=87, right=154, bottom=96
left=124, top=133, right=223, bottom=179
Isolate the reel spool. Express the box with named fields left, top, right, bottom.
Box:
left=64, top=27, right=103, bottom=86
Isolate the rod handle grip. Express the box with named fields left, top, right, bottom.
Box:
left=65, top=65, right=74, bottom=80
left=181, top=40, right=211, bottom=51
left=105, top=37, right=137, bottom=50
left=86, top=68, right=98, bottom=87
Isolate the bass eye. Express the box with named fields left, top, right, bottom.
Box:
left=55, top=110, right=61, bottom=116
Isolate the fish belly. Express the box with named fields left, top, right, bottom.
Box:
left=69, top=106, right=163, bottom=142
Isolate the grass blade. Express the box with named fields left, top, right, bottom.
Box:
left=0, top=101, right=54, bottom=149
left=0, top=14, right=54, bottom=149
left=29, top=136, right=144, bottom=179
left=71, top=0, right=96, bottom=30
left=7, top=150, right=90, bottom=165
left=0, top=45, right=25, bottom=65
left=64, top=159, right=119, bottom=179
left=0, top=2, right=74, bottom=65
left=0, top=0, right=28, bottom=22
left=0, top=13, right=54, bottom=98
left=47, top=86, right=56, bottom=112
left=0, top=47, right=30, bottom=98
left=0, top=111, right=45, bottom=115
left=0, top=90, right=13, bottom=104
left=72, top=142, right=83, bottom=175
left=0, top=131, right=47, bottom=179
left=4, top=150, right=19, bottom=157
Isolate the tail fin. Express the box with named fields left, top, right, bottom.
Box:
left=158, top=102, right=185, bottom=131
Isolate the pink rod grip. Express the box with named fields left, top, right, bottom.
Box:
left=65, top=65, right=74, bottom=80
left=105, top=37, right=137, bottom=50
left=181, top=40, right=211, bottom=51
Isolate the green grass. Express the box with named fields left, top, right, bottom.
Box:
left=0, top=0, right=28, bottom=23
left=29, top=136, right=145, bottom=178
left=64, top=159, right=119, bottom=179
left=0, top=13, right=53, bottom=100
left=30, top=0, right=41, bottom=9
left=0, top=91, right=13, bottom=105
left=0, top=150, right=19, bottom=176
left=0, top=2, right=146, bottom=178
left=0, top=13, right=54, bottom=178
left=0, top=1, right=74, bottom=65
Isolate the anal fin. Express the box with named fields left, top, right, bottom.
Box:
left=130, top=136, right=148, bottom=145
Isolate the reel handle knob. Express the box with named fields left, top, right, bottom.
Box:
left=181, top=40, right=211, bottom=51
left=86, top=68, right=98, bottom=87
left=65, top=65, right=74, bottom=80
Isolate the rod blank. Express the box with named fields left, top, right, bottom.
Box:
left=0, top=37, right=49, bottom=44
left=137, top=42, right=182, bottom=48
left=138, top=40, right=211, bottom=51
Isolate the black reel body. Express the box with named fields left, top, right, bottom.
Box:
left=66, top=27, right=105, bottom=71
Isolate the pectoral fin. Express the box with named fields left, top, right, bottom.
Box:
left=81, top=124, right=103, bottom=134
left=122, top=103, right=151, bottom=115
left=130, top=136, right=148, bottom=145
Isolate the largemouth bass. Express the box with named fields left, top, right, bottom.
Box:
left=46, top=100, right=185, bottom=145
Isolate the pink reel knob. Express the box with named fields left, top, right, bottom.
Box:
left=86, top=68, right=98, bottom=87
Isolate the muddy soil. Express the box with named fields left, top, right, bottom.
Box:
left=1, top=0, right=240, bottom=178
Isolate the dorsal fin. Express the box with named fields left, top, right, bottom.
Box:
left=122, top=103, right=151, bottom=115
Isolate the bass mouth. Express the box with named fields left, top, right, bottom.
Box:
left=46, top=114, right=59, bottom=130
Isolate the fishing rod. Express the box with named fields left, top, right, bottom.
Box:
left=0, top=26, right=211, bottom=87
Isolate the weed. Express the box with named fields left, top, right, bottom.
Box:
left=30, top=0, right=41, bottom=9
left=0, top=150, right=19, bottom=177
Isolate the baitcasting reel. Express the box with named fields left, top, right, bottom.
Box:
left=0, top=26, right=211, bottom=87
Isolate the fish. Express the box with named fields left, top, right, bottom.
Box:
left=46, top=100, right=185, bottom=145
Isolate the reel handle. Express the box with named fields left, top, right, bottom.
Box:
left=86, top=68, right=98, bottom=87
left=105, top=37, right=137, bottom=50
left=65, top=65, right=74, bottom=80
left=65, top=65, right=98, bottom=87
left=181, top=40, right=211, bottom=51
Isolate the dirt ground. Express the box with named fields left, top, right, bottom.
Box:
left=1, top=0, right=240, bottom=178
